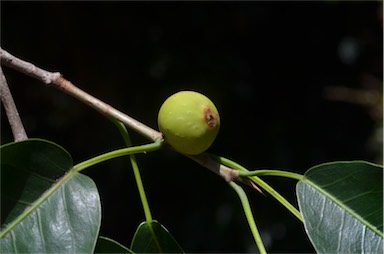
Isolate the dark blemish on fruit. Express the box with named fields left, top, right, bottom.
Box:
left=204, top=107, right=218, bottom=128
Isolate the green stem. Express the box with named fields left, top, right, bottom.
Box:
left=113, top=121, right=154, bottom=223
left=73, top=142, right=162, bottom=173
left=249, top=176, right=303, bottom=221
left=239, top=169, right=304, bottom=181
left=230, top=182, right=267, bottom=254
left=214, top=156, right=303, bottom=222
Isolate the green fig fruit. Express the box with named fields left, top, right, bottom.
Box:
left=158, top=91, right=220, bottom=155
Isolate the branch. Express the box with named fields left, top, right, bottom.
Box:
left=1, top=49, right=61, bottom=84
left=0, top=48, right=240, bottom=183
left=0, top=48, right=162, bottom=142
left=0, top=65, right=28, bottom=141
left=188, top=153, right=239, bottom=182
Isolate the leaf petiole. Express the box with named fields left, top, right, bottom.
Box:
left=113, top=121, right=154, bottom=224
left=214, top=155, right=303, bottom=222
left=74, top=141, right=162, bottom=173
left=230, top=182, right=266, bottom=254
left=239, top=169, right=304, bottom=181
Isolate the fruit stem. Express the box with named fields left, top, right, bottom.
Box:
left=230, top=182, right=267, bottom=254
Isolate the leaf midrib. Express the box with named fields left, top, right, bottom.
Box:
left=305, top=178, right=383, bottom=237
left=0, top=170, right=76, bottom=238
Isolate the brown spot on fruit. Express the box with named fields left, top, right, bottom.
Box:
left=204, top=107, right=218, bottom=128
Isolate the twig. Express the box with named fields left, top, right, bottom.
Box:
left=0, top=65, right=28, bottom=141
left=188, top=153, right=240, bottom=182
left=55, top=76, right=164, bottom=142
left=0, top=49, right=61, bottom=84
left=0, top=47, right=162, bottom=142
left=0, top=48, right=240, bottom=183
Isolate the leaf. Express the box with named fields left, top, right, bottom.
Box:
left=0, top=139, right=101, bottom=253
left=1, top=139, right=72, bottom=226
left=296, top=161, right=383, bottom=253
left=94, top=236, right=133, bottom=253
left=131, top=220, right=184, bottom=253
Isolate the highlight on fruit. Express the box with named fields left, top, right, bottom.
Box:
left=157, top=90, right=220, bottom=155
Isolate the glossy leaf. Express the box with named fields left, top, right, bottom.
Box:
left=297, top=161, right=383, bottom=253
left=0, top=139, right=101, bottom=253
left=131, top=220, right=183, bottom=253
left=95, top=236, right=133, bottom=253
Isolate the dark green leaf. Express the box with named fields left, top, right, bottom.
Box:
left=296, top=161, right=383, bottom=253
left=95, top=236, right=133, bottom=253
left=1, top=139, right=101, bottom=253
left=131, top=221, right=183, bottom=253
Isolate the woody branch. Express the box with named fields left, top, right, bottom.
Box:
left=0, top=48, right=240, bottom=183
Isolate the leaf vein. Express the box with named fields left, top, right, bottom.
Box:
left=306, top=179, right=383, bottom=238
left=11, top=229, right=17, bottom=252
left=361, top=224, right=366, bottom=253
left=62, top=184, right=76, bottom=250
left=337, top=209, right=345, bottom=252
left=318, top=194, right=326, bottom=231
left=37, top=209, right=47, bottom=253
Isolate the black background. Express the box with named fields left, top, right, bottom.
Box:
left=1, top=2, right=382, bottom=252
